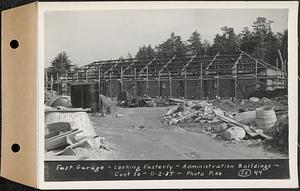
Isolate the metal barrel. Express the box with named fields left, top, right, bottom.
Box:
left=70, top=82, right=99, bottom=112
left=82, top=82, right=99, bottom=112
left=70, top=83, right=83, bottom=108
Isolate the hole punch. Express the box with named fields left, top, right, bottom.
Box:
left=10, top=40, right=19, bottom=49
left=11, top=144, right=20, bottom=153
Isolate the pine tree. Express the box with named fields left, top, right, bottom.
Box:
left=156, top=32, right=188, bottom=57
left=136, top=45, right=156, bottom=59
left=187, top=30, right=203, bottom=54
left=50, top=51, right=72, bottom=76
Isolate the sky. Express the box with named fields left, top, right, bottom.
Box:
left=44, top=9, right=288, bottom=67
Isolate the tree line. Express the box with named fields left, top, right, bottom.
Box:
left=49, top=16, right=287, bottom=76
left=135, top=17, right=287, bottom=67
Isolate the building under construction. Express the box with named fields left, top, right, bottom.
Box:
left=45, top=50, right=287, bottom=101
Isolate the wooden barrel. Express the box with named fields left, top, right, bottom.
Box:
left=255, top=106, right=277, bottom=132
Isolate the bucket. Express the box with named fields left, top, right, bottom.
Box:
left=255, top=106, right=277, bottom=133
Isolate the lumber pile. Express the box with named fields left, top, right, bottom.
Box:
left=45, top=107, right=96, bottom=137
left=44, top=107, right=115, bottom=160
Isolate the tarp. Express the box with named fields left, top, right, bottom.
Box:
left=99, top=94, right=115, bottom=114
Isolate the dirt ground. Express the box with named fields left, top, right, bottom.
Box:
left=91, top=106, right=287, bottom=160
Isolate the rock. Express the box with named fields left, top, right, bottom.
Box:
left=166, top=107, right=177, bottom=115
left=197, top=101, right=209, bottom=108
left=249, top=97, right=259, bottom=102
left=261, top=97, right=271, bottom=102
left=240, top=99, right=245, bottom=105
left=177, top=103, right=185, bottom=112
left=212, top=122, right=228, bottom=133
left=224, top=126, right=246, bottom=141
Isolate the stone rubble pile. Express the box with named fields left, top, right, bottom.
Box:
left=161, top=98, right=283, bottom=143
left=162, top=101, right=220, bottom=125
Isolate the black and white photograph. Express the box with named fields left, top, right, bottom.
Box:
left=40, top=1, right=297, bottom=187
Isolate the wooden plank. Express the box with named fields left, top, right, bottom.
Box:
left=45, top=129, right=83, bottom=151
left=45, top=122, right=72, bottom=139
left=45, top=108, right=91, bottom=113
left=214, top=110, right=272, bottom=139
left=45, top=129, right=81, bottom=142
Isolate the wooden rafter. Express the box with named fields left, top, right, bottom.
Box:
left=205, top=51, right=220, bottom=71
left=158, top=55, right=176, bottom=74
left=181, top=53, right=197, bottom=72
left=239, top=50, right=269, bottom=69
left=231, top=52, right=243, bottom=73
left=138, top=57, right=157, bottom=74
left=103, top=60, right=120, bottom=76
left=121, top=58, right=139, bottom=75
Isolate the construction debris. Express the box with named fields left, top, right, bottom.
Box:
left=162, top=101, right=217, bottom=125
left=47, top=96, right=73, bottom=108
left=161, top=96, right=288, bottom=149
left=45, top=107, right=96, bottom=137
left=249, top=97, right=259, bottom=102
left=224, top=126, right=246, bottom=141
left=45, top=107, right=115, bottom=160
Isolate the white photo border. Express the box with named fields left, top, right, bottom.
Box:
left=37, top=1, right=298, bottom=189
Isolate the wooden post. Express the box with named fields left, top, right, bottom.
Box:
left=283, top=59, right=287, bottom=89
left=66, top=71, right=68, bottom=95
left=109, top=72, right=112, bottom=97
left=233, top=62, right=238, bottom=98
left=77, top=70, right=79, bottom=82
left=134, top=68, right=137, bottom=97
left=98, top=67, right=101, bottom=94
left=216, top=75, right=219, bottom=97
left=200, top=62, right=203, bottom=99
left=276, top=58, right=279, bottom=88
left=234, top=76, right=237, bottom=98
left=158, top=73, right=161, bottom=97
left=146, top=65, right=149, bottom=96
left=184, top=70, right=187, bottom=99
left=169, top=72, right=172, bottom=97
left=255, top=60, right=258, bottom=90
left=121, top=66, right=123, bottom=92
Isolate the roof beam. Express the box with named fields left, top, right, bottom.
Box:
left=103, top=60, right=120, bottom=76
left=121, top=58, right=139, bottom=75
left=138, top=57, right=157, bottom=74
left=181, top=54, right=197, bottom=72
left=232, top=52, right=244, bottom=73
left=158, top=55, right=176, bottom=74
left=239, top=50, right=269, bottom=68
left=205, top=51, right=220, bottom=71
